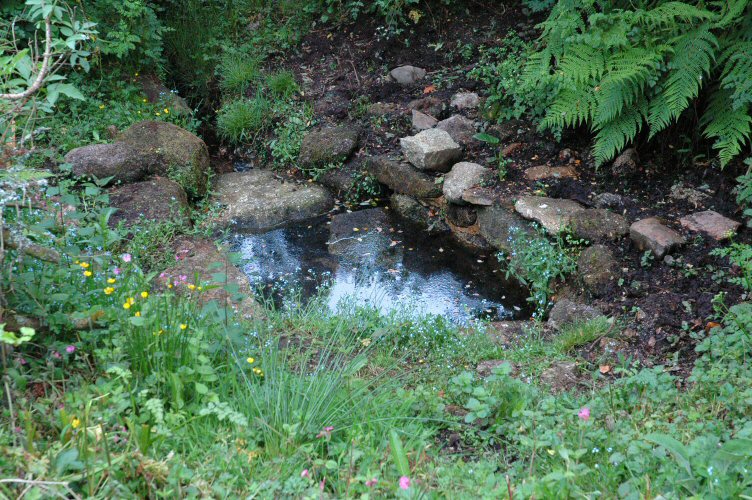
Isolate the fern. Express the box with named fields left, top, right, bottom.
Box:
left=520, top=0, right=752, bottom=167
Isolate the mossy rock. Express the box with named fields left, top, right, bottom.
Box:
left=118, top=121, right=210, bottom=198
left=299, top=125, right=360, bottom=168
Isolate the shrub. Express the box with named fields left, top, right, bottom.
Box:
left=522, top=0, right=752, bottom=167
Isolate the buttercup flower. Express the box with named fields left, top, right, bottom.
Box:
left=180, top=324, right=187, bottom=330
left=71, top=417, right=81, bottom=429
left=79, top=262, right=90, bottom=269
left=247, top=357, right=255, bottom=364
left=399, top=476, right=411, bottom=490
left=104, top=287, right=115, bottom=295
left=187, top=284, right=196, bottom=291
left=141, top=291, right=149, bottom=299
left=83, top=271, right=92, bottom=277
left=107, top=278, right=116, bottom=284
left=135, top=311, right=141, bottom=317
left=123, top=302, right=131, bottom=310
left=578, top=407, right=591, bottom=421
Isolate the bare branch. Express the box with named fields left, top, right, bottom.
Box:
left=0, top=11, right=53, bottom=101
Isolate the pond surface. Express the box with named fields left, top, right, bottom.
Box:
left=228, top=207, right=529, bottom=324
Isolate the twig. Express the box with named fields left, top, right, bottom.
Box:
left=0, top=11, right=53, bottom=101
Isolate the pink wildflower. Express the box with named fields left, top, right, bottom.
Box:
left=319, top=478, right=326, bottom=492
left=301, top=469, right=310, bottom=479
left=399, top=476, right=411, bottom=490
left=578, top=407, right=591, bottom=421
left=121, top=253, right=132, bottom=263
left=179, top=274, right=187, bottom=282
left=66, top=345, right=76, bottom=354
left=18, top=357, right=27, bottom=365
left=316, top=426, right=335, bottom=439
left=366, top=478, right=378, bottom=487
left=52, top=351, right=62, bottom=359
left=113, top=268, right=121, bottom=276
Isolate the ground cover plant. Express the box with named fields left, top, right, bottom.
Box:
left=2, top=0, right=752, bottom=497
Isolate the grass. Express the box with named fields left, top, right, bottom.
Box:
left=216, top=95, right=273, bottom=144
left=219, top=54, right=262, bottom=96
left=554, top=316, right=612, bottom=353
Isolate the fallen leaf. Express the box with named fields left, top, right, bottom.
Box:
left=599, top=365, right=611, bottom=374
left=423, top=84, right=436, bottom=94
left=705, top=321, right=721, bottom=332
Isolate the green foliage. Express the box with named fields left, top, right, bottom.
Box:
left=270, top=104, right=312, bottom=167
left=216, top=95, right=273, bottom=145
left=219, top=53, right=261, bottom=96
left=554, top=316, right=612, bottom=353
left=266, top=70, right=299, bottom=97
left=498, top=227, right=577, bottom=318
left=520, top=0, right=752, bottom=167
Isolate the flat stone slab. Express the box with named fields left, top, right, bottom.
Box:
left=461, top=187, right=507, bottom=206
left=477, top=205, right=532, bottom=251
left=366, top=155, right=442, bottom=198
left=450, top=91, right=480, bottom=110
left=514, top=196, right=585, bottom=233
left=679, top=210, right=740, bottom=240
left=524, top=165, right=578, bottom=181
left=299, top=125, right=359, bottom=167
left=390, top=193, right=449, bottom=234
left=400, top=129, right=462, bottom=172
left=569, top=209, right=630, bottom=241
left=411, top=110, right=437, bottom=131
left=214, top=170, right=333, bottom=231
left=389, top=65, right=426, bottom=85
left=630, top=217, right=686, bottom=258
left=443, top=162, right=492, bottom=204
left=109, top=177, right=190, bottom=228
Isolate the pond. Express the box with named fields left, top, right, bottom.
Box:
left=228, top=207, right=530, bottom=324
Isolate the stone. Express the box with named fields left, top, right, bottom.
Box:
left=679, top=210, right=740, bottom=240
left=299, top=125, right=360, bottom=167
left=477, top=205, right=532, bottom=251
left=524, top=165, right=578, bottom=181
left=138, top=73, right=192, bottom=115
left=577, top=244, right=618, bottom=297
left=109, top=177, right=190, bottom=228
left=630, top=217, right=686, bottom=258
left=65, top=142, right=158, bottom=185
left=400, top=129, right=462, bottom=172
left=514, top=196, right=585, bottom=234
left=502, top=142, right=525, bottom=157
left=593, top=192, right=625, bottom=209
left=389, top=194, right=449, bottom=234
left=611, top=148, right=639, bottom=177
left=436, top=115, right=476, bottom=145
left=316, top=163, right=358, bottom=194
left=411, top=110, right=437, bottom=131
left=443, top=162, right=492, bottom=204
left=450, top=226, right=493, bottom=252
left=548, top=299, right=604, bottom=330
left=558, top=148, right=574, bottom=162
left=368, top=102, right=401, bottom=116
left=160, top=237, right=264, bottom=319
left=476, top=360, right=515, bottom=378
left=488, top=120, right=525, bottom=142
left=540, top=361, right=579, bottom=393
left=365, top=156, right=442, bottom=198
left=389, top=65, right=426, bottom=85
left=450, top=91, right=480, bottom=110
left=407, top=96, right=443, bottom=118
left=461, top=187, right=507, bottom=207
left=118, top=121, right=211, bottom=197
left=214, top=170, right=333, bottom=231
left=669, top=182, right=710, bottom=207
left=568, top=209, right=630, bottom=241
left=446, top=205, right=477, bottom=227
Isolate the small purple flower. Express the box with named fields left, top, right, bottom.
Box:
left=113, top=267, right=121, bottom=276
left=18, top=357, right=27, bottom=365
left=399, top=476, right=411, bottom=490
left=121, top=253, right=132, bottom=263
left=316, top=426, right=335, bottom=439
left=66, top=345, right=76, bottom=354
left=366, top=478, right=378, bottom=487
left=52, top=351, right=62, bottom=359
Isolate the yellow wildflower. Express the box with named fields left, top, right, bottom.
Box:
left=128, top=297, right=136, bottom=305
left=135, top=72, right=139, bottom=76
left=246, top=357, right=255, bottom=364
left=79, top=262, right=90, bottom=269
left=71, top=417, right=80, bottom=429
left=123, top=302, right=131, bottom=310
left=141, top=291, right=149, bottom=299
left=143, top=98, right=148, bottom=103
left=135, top=311, right=141, bottom=317
left=104, top=287, right=115, bottom=295
left=180, top=324, right=187, bottom=330
left=107, top=278, right=116, bottom=284
left=155, top=112, right=161, bottom=116
left=98, top=104, right=105, bottom=109
left=168, top=284, right=173, bottom=289
left=83, top=271, right=93, bottom=277
left=197, top=286, right=203, bottom=291
left=164, top=108, right=169, bottom=114
left=187, top=284, right=196, bottom=291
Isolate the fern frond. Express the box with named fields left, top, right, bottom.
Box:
left=635, top=1, right=715, bottom=28
left=558, top=44, right=606, bottom=84
left=541, top=87, right=597, bottom=131
left=595, top=47, right=661, bottom=125
left=702, top=90, right=752, bottom=167
left=593, top=99, right=647, bottom=165
left=648, top=26, right=717, bottom=136
left=719, top=41, right=752, bottom=111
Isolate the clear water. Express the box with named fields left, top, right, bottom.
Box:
left=228, top=207, right=529, bottom=324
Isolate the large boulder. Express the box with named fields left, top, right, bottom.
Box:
left=436, top=115, right=476, bottom=145
left=118, top=121, right=211, bottom=198
left=366, top=156, right=442, bottom=198
left=400, top=129, right=462, bottom=172
left=578, top=244, right=618, bottom=297
left=214, top=170, right=333, bottom=231
left=109, top=177, right=190, bottom=228
left=159, top=237, right=264, bottom=319
left=299, top=125, right=360, bottom=167
left=630, top=217, right=685, bottom=258
left=514, top=196, right=585, bottom=234
left=477, top=206, right=532, bottom=252
left=443, top=162, right=492, bottom=204
left=389, top=65, right=426, bottom=85
left=65, top=142, right=159, bottom=185
left=390, top=194, right=449, bottom=234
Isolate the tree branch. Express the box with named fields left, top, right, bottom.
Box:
left=0, top=11, right=53, bottom=101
